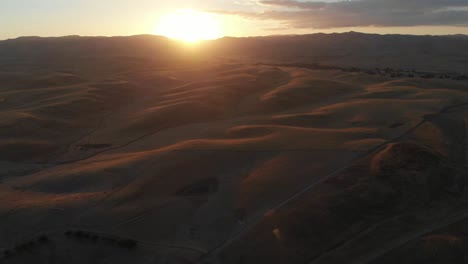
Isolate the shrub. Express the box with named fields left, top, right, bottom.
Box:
left=91, top=235, right=99, bottom=242
left=38, top=235, right=49, bottom=243
left=102, top=237, right=118, bottom=245
left=117, top=239, right=137, bottom=249
left=75, top=230, right=84, bottom=238
left=3, top=249, right=12, bottom=258
left=14, top=244, right=27, bottom=252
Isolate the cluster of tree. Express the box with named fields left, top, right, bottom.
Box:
left=2, top=235, right=50, bottom=259
left=266, top=63, right=468, bottom=81
left=368, top=68, right=468, bottom=80
left=64, top=230, right=137, bottom=249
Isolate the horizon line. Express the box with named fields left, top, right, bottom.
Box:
left=2, top=31, right=468, bottom=42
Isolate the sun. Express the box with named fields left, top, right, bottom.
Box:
left=156, top=9, right=223, bottom=43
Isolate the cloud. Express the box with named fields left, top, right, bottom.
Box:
left=209, top=0, right=468, bottom=29
left=259, top=0, right=327, bottom=9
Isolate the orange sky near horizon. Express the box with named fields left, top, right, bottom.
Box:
left=1, top=0, right=468, bottom=40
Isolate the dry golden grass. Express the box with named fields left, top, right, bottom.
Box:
left=1, top=44, right=468, bottom=263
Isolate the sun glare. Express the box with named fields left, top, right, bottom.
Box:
left=156, top=9, right=223, bottom=43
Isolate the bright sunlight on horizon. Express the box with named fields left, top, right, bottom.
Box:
left=156, top=9, right=224, bottom=43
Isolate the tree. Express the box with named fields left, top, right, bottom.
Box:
left=117, top=239, right=137, bottom=249
left=38, top=235, right=49, bottom=243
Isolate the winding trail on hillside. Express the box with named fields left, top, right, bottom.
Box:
left=356, top=210, right=468, bottom=264
left=195, top=101, right=468, bottom=264
left=4, top=76, right=468, bottom=263
left=4, top=102, right=468, bottom=262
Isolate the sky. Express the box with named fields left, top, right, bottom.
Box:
left=1, top=0, right=468, bottom=40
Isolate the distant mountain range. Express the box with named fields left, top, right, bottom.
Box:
left=207, top=32, right=468, bottom=72
left=1, top=32, right=468, bottom=72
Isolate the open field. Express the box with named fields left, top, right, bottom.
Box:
left=1, top=34, right=468, bottom=263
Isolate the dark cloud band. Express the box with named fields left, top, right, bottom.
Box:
left=211, top=0, right=468, bottom=29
